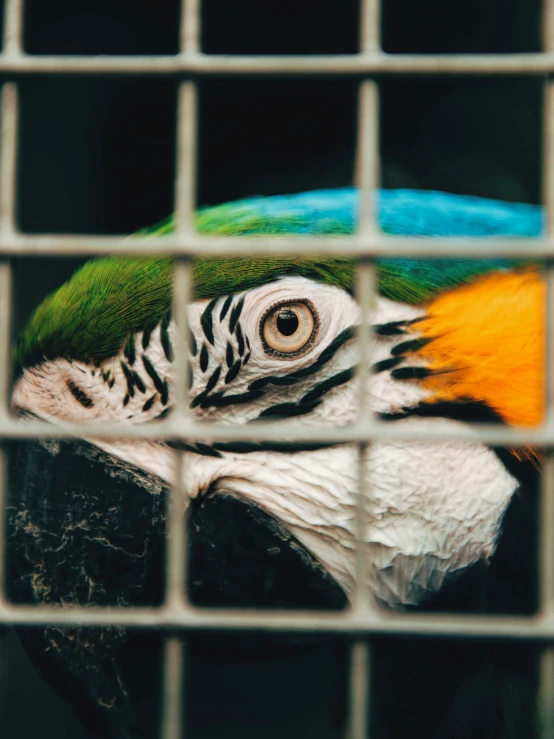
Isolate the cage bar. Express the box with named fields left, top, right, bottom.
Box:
left=0, top=0, right=552, bottom=736
left=161, top=636, right=186, bottom=739
left=0, top=84, right=18, bottom=239
left=351, top=78, right=378, bottom=739
left=175, top=82, right=198, bottom=236
left=159, top=1, right=204, bottom=734
left=540, top=3, right=554, bottom=733
left=352, top=1, right=380, bottom=609
left=4, top=599, right=554, bottom=638
left=2, top=0, right=23, bottom=55
left=180, top=0, right=201, bottom=55
left=166, top=451, right=189, bottom=613
left=0, top=233, right=550, bottom=258
left=0, top=413, right=553, bottom=447
left=347, top=640, right=371, bottom=739
left=540, top=451, right=554, bottom=736
left=355, top=81, right=380, bottom=235
left=4, top=53, right=554, bottom=76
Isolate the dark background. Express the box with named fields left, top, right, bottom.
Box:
left=0, top=0, right=546, bottom=737
left=8, top=0, right=545, bottom=332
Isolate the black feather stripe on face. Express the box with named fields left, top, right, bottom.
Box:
left=66, top=380, right=94, bottom=409
left=200, top=298, right=218, bottom=346
left=190, top=307, right=358, bottom=416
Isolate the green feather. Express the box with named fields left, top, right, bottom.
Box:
left=16, top=196, right=534, bottom=369
left=16, top=255, right=355, bottom=369
left=18, top=257, right=173, bottom=369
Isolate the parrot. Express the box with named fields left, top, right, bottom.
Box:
left=4, top=187, right=545, bottom=738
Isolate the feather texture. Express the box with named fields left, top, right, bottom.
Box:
left=17, top=188, right=542, bottom=368
left=407, top=268, right=545, bottom=428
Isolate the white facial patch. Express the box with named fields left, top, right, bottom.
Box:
left=11, top=276, right=519, bottom=609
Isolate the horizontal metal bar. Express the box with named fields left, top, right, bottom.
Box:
left=4, top=413, right=554, bottom=446
left=0, top=600, right=554, bottom=640
left=0, top=52, right=554, bottom=75
left=0, top=233, right=552, bottom=257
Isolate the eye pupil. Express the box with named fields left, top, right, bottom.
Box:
left=262, top=300, right=317, bottom=358
left=276, top=309, right=299, bottom=337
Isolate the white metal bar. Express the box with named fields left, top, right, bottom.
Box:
left=347, top=641, right=371, bottom=739
left=541, top=455, right=554, bottom=615
left=0, top=449, right=8, bottom=606
left=172, top=260, right=193, bottom=417
left=3, top=601, right=554, bottom=637
left=3, top=414, right=554, bottom=445
left=0, top=233, right=547, bottom=257
left=353, top=264, right=376, bottom=615
left=175, top=83, right=198, bottom=236
left=0, top=266, right=11, bottom=606
left=2, top=0, right=23, bottom=55
left=0, top=84, right=18, bottom=237
left=0, top=262, right=12, bottom=416
left=161, top=636, right=185, bottom=739
left=1, top=53, right=554, bottom=75
left=180, top=0, right=201, bottom=55
left=162, top=0, right=203, bottom=725
left=540, top=4, right=554, bottom=732
left=166, top=451, right=189, bottom=612
left=542, top=647, right=554, bottom=739
left=359, top=0, right=381, bottom=53
left=0, top=627, right=6, bottom=729
left=355, top=81, right=380, bottom=235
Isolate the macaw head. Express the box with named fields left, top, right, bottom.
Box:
left=11, top=188, right=544, bottom=610
left=6, top=187, right=545, bottom=736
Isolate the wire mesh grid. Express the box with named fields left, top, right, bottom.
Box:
left=0, top=0, right=554, bottom=737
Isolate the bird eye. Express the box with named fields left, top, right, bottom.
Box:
left=261, top=301, right=318, bottom=356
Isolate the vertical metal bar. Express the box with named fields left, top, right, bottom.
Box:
left=352, top=441, right=371, bottom=615
left=172, top=261, right=193, bottom=420
left=540, top=5, right=554, bottom=734
left=0, top=84, right=18, bottom=237
left=541, top=454, right=554, bottom=615
left=347, top=640, right=371, bottom=739
left=355, top=80, right=380, bottom=236
left=544, top=0, right=554, bottom=56
left=169, top=256, right=192, bottom=609
left=161, top=636, right=185, bottom=739
left=165, top=271, right=189, bottom=735
left=180, top=0, right=201, bottom=55
left=0, top=447, right=9, bottom=606
left=353, top=264, right=375, bottom=614
left=0, top=265, right=10, bottom=615
left=359, top=0, right=381, bottom=53
left=0, top=12, right=18, bottom=732
left=172, top=18, right=199, bottom=609
left=355, top=261, right=376, bottom=423
left=166, top=6, right=201, bottom=735
left=3, top=0, right=24, bottom=55
left=541, top=646, right=554, bottom=739
left=174, top=82, right=198, bottom=236
left=352, top=99, right=378, bottom=739
left=0, top=628, right=6, bottom=730
left=353, top=3, right=380, bottom=735
left=166, top=450, right=188, bottom=611
left=0, top=262, right=12, bottom=417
